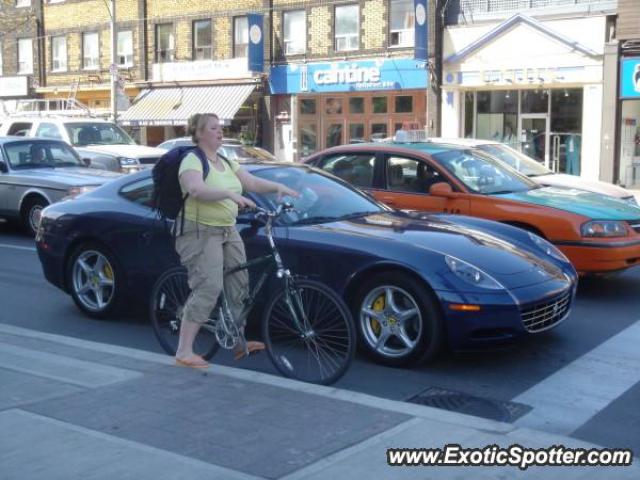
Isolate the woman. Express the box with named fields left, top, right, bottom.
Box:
left=175, top=113, right=297, bottom=368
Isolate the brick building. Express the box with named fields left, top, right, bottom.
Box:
left=269, top=0, right=437, bottom=161
left=0, top=0, right=43, bottom=110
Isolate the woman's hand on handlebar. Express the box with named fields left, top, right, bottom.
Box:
left=276, top=184, right=299, bottom=202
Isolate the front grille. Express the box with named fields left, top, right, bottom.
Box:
left=627, top=221, right=640, bottom=234
left=139, top=157, right=160, bottom=165
left=520, top=289, right=572, bottom=333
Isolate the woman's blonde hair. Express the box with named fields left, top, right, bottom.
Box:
left=187, top=113, right=220, bottom=144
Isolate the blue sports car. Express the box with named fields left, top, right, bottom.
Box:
left=36, top=163, right=578, bottom=366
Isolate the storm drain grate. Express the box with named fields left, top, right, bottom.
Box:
left=406, top=386, right=532, bottom=423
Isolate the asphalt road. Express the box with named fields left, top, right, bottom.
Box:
left=1, top=220, right=639, bottom=455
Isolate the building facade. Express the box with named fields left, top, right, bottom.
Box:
left=615, top=0, right=640, bottom=188
left=441, top=0, right=616, bottom=182
left=0, top=0, right=43, bottom=110
left=269, top=0, right=435, bottom=161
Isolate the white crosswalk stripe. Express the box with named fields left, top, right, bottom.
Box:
left=514, top=319, right=640, bottom=435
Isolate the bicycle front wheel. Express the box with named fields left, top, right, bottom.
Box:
left=149, top=267, right=219, bottom=360
left=262, top=279, right=355, bottom=385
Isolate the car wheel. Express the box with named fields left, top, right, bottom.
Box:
left=21, top=197, right=49, bottom=237
left=354, top=272, right=444, bottom=366
left=67, top=242, right=124, bottom=319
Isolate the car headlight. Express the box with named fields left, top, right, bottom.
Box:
left=580, top=220, right=628, bottom=238
left=64, top=186, right=96, bottom=200
left=445, top=255, right=504, bottom=290
left=118, top=157, right=140, bottom=166
left=527, top=232, right=569, bottom=262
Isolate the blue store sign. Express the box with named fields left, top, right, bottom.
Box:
left=620, top=57, right=640, bottom=99
left=269, top=58, right=428, bottom=95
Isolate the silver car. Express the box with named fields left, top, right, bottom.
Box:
left=0, top=137, right=121, bottom=235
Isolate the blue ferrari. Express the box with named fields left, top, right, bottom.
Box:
left=36, top=162, right=578, bottom=366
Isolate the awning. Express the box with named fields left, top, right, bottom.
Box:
left=119, top=84, right=256, bottom=126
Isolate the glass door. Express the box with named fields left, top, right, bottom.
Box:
left=519, top=115, right=549, bottom=168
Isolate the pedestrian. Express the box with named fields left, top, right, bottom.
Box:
left=174, top=113, right=298, bottom=368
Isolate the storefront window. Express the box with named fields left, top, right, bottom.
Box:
left=550, top=88, right=583, bottom=175
left=300, top=99, right=316, bottom=115
left=372, top=97, right=388, bottom=114
left=371, top=123, right=388, bottom=140
left=619, top=101, right=640, bottom=187
left=349, top=97, right=365, bottom=114
left=521, top=90, right=548, bottom=114
left=349, top=123, right=365, bottom=143
left=395, top=96, right=413, bottom=113
left=300, top=123, right=317, bottom=157
left=327, top=124, right=343, bottom=147
left=464, top=92, right=474, bottom=138
left=476, top=90, right=517, bottom=142
left=326, top=98, right=343, bottom=115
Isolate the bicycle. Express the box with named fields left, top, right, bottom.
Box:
left=149, top=203, right=356, bottom=385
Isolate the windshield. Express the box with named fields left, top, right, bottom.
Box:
left=432, top=149, right=538, bottom=195
left=66, top=122, right=136, bottom=146
left=476, top=143, right=550, bottom=177
left=252, top=166, right=385, bottom=225
left=4, top=141, right=85, bottom=169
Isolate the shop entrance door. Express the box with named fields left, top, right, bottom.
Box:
left=519, top=115, right=549, bottom=168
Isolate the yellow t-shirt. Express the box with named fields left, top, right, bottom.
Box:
left=178, top=152, right=242, bottom=226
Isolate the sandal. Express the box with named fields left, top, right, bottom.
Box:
left=234, top=341, right=266, bottom=361
left=175, top=355, right=209, bottom=369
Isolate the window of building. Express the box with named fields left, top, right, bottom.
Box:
left=349, top=97, right=364, bottom=114
left=193, top=20, right=212, bottom=60
left=395, top=96, right=413, bottom=113
left=390, top=0, right=415, bottom=47
left=155, top=24, right=175, bottom=63
left=117, top=31, right=133, bottom=67
left=300, top=99, right=316, bottom=115
left=15, top=0, right=30, bottom=7
left=335, top=4, right=359, bottom=52
left=17, top=38, right=33, bottom=74
left=51, top=36, right=67, bottom=72
left=82, top=32, right=99, bottom=70
left=284, top=10, right=306, bottom=55
left=476, top=90, right=517, bottom=142
left=233, top=16, right=248, bottom=58
left=372, top=97, right=387, bottom=114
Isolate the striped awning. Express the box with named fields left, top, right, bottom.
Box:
left=119, top=84, right=256, bottom=126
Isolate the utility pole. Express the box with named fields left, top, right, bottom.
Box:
left=109, top=0, right=118, bottom=123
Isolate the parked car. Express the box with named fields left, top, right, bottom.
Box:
left=157, top=136, right=277, bottom=162
left=303, top=142, right=640, bottom=275
left=0, top=116, right=165, bottom=173
left=429, top=137, right=637, bottom=205
left=0, top=137, right=121, bottom=235
left=36, top=162, right=577, bottom=366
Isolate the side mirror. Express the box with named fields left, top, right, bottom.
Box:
left=0, top=160, right=7, bottom=173
left=429, top=182, right=456, bottom=198
left=82, top=158, right=91, bottom=167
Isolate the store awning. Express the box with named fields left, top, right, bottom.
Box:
left=120, top=84, right=256, bottom=126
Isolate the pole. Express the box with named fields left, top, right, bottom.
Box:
left=110, top=0, right=118, bottom=123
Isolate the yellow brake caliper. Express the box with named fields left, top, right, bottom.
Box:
left=371, top=295, right=385, bottom=335
left=103, top=263, right=114, bottom=282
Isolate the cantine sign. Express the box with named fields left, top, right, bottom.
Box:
left=269, top=58, right=427, bottom=94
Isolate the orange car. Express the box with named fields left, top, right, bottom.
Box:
left=304, top=142, right=640, bottom=275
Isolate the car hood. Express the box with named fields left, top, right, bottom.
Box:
left=310, top=212, right=566, bottom=287
left=79, top=144, right=165, bottom=158
left=533, top=173, right=634, bottom=200
left=493, top=187, right=640, bottom=220
left=13, top=167, right=121, bottom=186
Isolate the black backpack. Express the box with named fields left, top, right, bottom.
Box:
left=151, top=145, right=209, bottom=225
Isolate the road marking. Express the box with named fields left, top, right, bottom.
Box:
left=0, top=243, right=36, bottom=252
left=514, top=319, right=640, bottom=435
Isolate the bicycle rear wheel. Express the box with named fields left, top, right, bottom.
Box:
left=262, top=279, right=355, bottom=385
left=149, top=267, right=219, bottom=360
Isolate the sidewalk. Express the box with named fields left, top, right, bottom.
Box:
left=0, top=323, right=637, bottom=480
